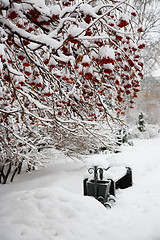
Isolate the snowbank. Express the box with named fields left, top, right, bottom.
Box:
left=0, top=187, right=107, bottom=240
left=1, top=138, right=160, bottom=240
left=129, top=124, right=160, bottom=139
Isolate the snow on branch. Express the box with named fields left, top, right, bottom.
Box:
left=0, top=0, right=146, bottom=182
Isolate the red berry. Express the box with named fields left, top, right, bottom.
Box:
left=104, top=68, right=112, bottom=74
left=94, top=41, right=103, bottom=47
left=85, top=29, right=92, bottom=36
left=43, top=59, right=49, bottom=65
left=82, top=62, right=90, bottom=67
left=16, top=24, right=23, bottom=28
left=52, top=14, right=58, bottom=20
left=138, top=44, right=145, bottom=49
left=131, top=12, right=137, bottom=17
left=58, top=111, right=62, bottom=116
left=8, top=11, right=18, bottom=20
left=84, top=72, right=93, bottom=80
left=36, top=83, right=43, bottom=88
left=100, top=57, right=115, bottom=65
left=137, top=27, right=144, bottom=33
left=138, top=62, right=144, bottom=67
left=116, top=35, right=123, bottom=41
left=44, top=92, right=52, bottom=97
left=62, top=1, right=71, bottom=6
left=23, top=62, right=30, bottom=67
left=23, top=40, right=30, bottom=46
left=127, top=59, right=134, bottom=67
left=42, top=22, right=50, bottom=26
left=27, top=27, right=34, bottom=33
left=118, top=20, right=128, bottom=28
left=84, top=14, right=91, bottom=24
left=18, top=55, right=25, bottom=61
left=115, top=79, right=120, bottom=85
left=24, top=71, right=31, bottom=76
left=69, top=36, right=79, bottom=44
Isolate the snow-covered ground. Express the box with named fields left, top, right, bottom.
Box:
left=1, top=138, right=160, bottom=240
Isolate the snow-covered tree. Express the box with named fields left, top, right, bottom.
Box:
left=137, top=112, right=145, bottom=132
left=132, top=0, right=160, bottom=76
left=0, top=0, right=145, bottom=182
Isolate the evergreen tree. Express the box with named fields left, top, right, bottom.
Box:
left=137, top=112, right=145, bottom=132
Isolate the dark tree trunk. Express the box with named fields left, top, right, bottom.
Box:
left=3, top=162, right=12, bottom=184
left=10, top=162, right=23, bottom=182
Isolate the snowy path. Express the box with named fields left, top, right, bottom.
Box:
left=0, top=138, right=160, bottom=240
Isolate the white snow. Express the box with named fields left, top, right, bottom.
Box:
left=138, top=40, right=145, bottom=46
left=99, top=45, right=115, bottom=59
left=103, top=63, right=114, bottom=70
left=82, top=55, right=90, bottom=64
left=50, top=5, right=61, bottom=15
left=68, top=26, right=83, bottom=37
left=0, top=0, right=9, bottom=8
left=0, top=18, right=61, bottom=49
left=0, top=44, right=5, bottom=56
left=119, top=13, right=129, bottom=23
left=1, top=138, right=160, bottom=240
left=0, top=61, right=3, bottom=72
left=79, top=4, right=97, bottom=18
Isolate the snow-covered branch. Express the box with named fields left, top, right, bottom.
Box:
left=0, top=0, right=145, bottom=183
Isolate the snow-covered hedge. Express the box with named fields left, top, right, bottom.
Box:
left=129, top=124, right=160, bottom=139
